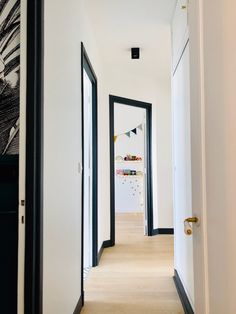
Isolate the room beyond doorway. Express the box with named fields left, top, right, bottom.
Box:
left=109, top=95, right=154, bottom=245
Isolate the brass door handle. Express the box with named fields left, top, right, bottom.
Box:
left=184, top=217, right=198, bottom=223
left=184, top=217, right=199, bottom=235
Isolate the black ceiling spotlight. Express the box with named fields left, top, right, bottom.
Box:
left=131, top=47, right=140, bottom=59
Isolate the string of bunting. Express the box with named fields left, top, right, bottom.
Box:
left=114, top=123, right=143, bottom=142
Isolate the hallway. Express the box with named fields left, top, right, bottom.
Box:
left=82, top=213, right=183, bottom=314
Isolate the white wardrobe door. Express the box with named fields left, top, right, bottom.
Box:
left=172, top=43, right=195, bottom=308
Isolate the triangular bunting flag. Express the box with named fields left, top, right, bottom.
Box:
left=125, top=132, right=131, bottom=138
left=131, top=128, right=137, bottom=135
left=138, top=124, right=143, bottom=131
left=114, top=135, right=118, bottom=142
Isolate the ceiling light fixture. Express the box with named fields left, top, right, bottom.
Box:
left=131, top=47, right=140, bottom=59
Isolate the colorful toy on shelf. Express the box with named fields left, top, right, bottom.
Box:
left=116, top=169, right=140, bottom=176
left=124, top=154, right=142, bottom=161
left=116, top=169, right=124, bottom=175
left=123, top=169, right=130, bottom=176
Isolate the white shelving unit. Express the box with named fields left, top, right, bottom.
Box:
left=115, top=160, right=143, bottom=163
left=115, top=158, right=145, bottom=212
left=116, top=175, right=143, bottom=178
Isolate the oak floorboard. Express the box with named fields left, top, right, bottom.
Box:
left=81, top=213, right=184, bottom=314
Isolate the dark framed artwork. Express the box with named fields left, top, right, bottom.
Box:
left=0, top=0, right=20, bottom=155
left=0, top=1, right=44, bottom=313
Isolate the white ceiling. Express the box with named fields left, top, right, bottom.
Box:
left=84, top=0, right=176, bottom=82
left=85, top=0, right=176, bottom=47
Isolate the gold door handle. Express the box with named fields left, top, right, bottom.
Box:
left=184, top=217, right=198, bottom=223
left=181, top=5, right=187, bottom=9
left=184, top=217, right=199, bottom=235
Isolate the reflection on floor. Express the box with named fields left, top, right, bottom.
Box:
left=81, top=213, right=184, bottom=314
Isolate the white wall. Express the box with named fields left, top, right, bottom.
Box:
left=83, top=0, right=174, bottom=230
left=43, top=0, right=236, bottom=312
left=43, top=0, right=108, bottom=313
left=101, top=26, right=173, bottom=228
left=114, top=104, right=145, bottom=158
left=43, top=1, right=174, bottom=311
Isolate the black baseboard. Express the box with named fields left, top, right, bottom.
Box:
left=152, top=228, right=174, bottom=235
left=103, top=239, right=114, bottom=248
left=173, top=269, right=194, bottom=314
left=98, top=240, right=114, bottom=263
left=73, top=295, right=83, bottom=314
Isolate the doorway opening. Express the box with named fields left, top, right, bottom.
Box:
left=109, top=95, right=153, bottom=245
left=81, top=43, right=98, bottom=303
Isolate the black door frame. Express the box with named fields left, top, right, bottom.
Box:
left=109, top=95, right=154, bottom=245
left=81, top=43, right=98, bottom=305
left=24, top=1, right=44, bottom=314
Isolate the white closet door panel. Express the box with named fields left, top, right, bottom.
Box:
left=172, top=43, right=194, bottom=308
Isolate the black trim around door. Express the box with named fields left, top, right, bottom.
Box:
left=109, top=95, right=154, bottom=245
left=25, top=1, right=44, bottom=314
left=81, top=43, right=98, bottom=305
left=152, top=228, right=174, bottom=235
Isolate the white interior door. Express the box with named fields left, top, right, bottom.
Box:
left=172, top=1, right=209, bottom=313
left=188, top=1, right=209, bottom=312
left=83, top=69, right=93, bottom=274
left=173, top=43, right=195, bottom=309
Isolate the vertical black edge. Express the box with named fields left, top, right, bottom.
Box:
left=146, top=105, right=153, bottom=236
left=173, top=269, right=194, bottom=314
left=73, top=295, right=83, bottom=314
left=92, top=69, right=98, bottom=267
left=109, top=95, right=115, bottom=246
left=109, top=95, right=154, bottom=241
left=81, top=42, right=98, bottom=306
left=25, top=1, right=44, bottom=314
left=80, top=42, right=85, bottom=307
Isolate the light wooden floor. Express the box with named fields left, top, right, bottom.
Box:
left=81, top=213, right=184, bottom=314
